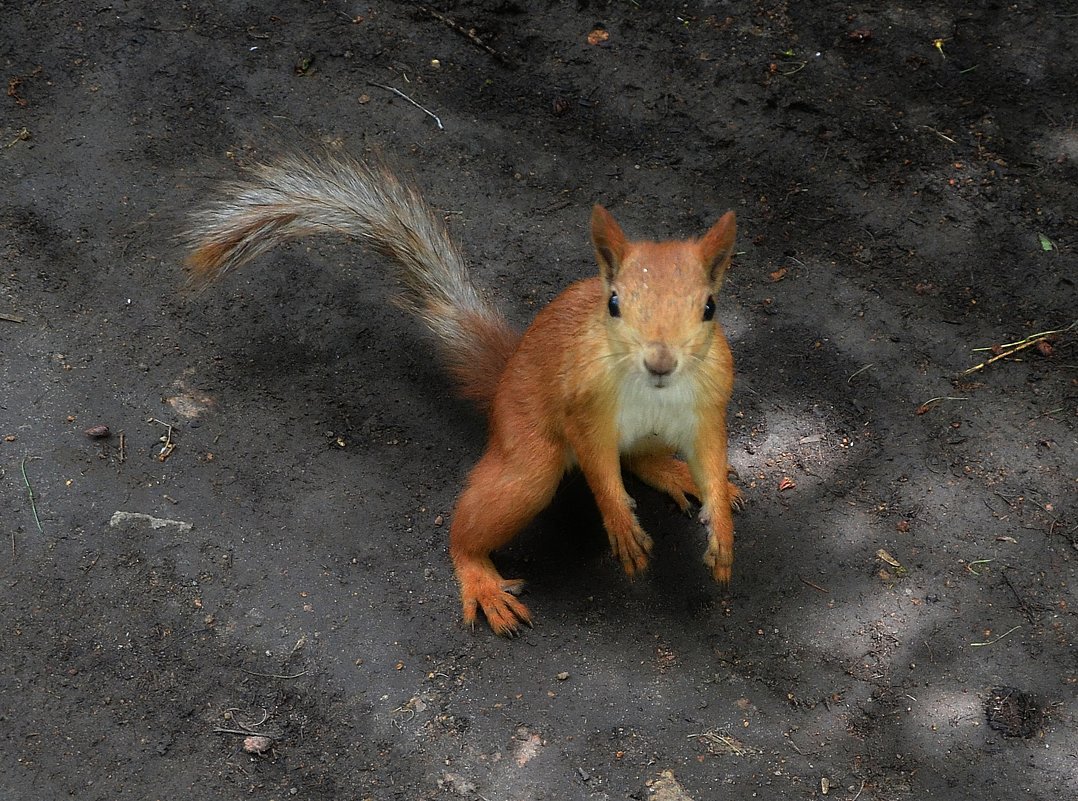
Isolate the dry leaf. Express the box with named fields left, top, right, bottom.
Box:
left=876, top=548, right=901, bottom=568
left=778, top=477, right=796, bottom=491
left=768, top=267, right=788, bottom=282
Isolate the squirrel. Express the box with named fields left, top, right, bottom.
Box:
left=185, top=149, right=741, bottom=636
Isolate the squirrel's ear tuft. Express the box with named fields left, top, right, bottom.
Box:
left=699, top=211, right=737, bottom=285
left=591, top=204, right=627, bottom=282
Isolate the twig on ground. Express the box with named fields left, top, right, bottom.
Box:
left=923, top=639, right=935, bottom=664
left=223, top=707, right=269, bottom=728
left=1002, top=571, right=1038, bottom=624
left=915, top=396, right=969, bottom=415
left=212, top=726, right=280, bottom=738
left=847, top=363, right=875, bottom=383
left=688, top=730, right=748, bottom=755
left=919, top=125, right=956, bottom=144
left=151, top=418, right=176, bottom=461
left=1028, top=407, right=1064, bottom=422
left=970, top=625, right=1020, bottom=648
left=241, top=668, right=310, bottom=680
left=418, top=5, right=515, bottom=67
left=21, top=456, right=43, bottom=537
left=1, top=468, right=8, bottom=558
left=971, top=320, right=1077, bottom=351
left=0, top=312, right=25, bottom=323
left=213, top=706, right=282, bottom=742
left=799, top=575, right=830, bottom=593
left=965, top=558, right=994, bottom=575
left=963, top=320, right=1076, bottom=375
left=4, top=128, right=30, bottom=148
left=368, top=82, right=444, bottom=130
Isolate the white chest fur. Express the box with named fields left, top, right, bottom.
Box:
left=615, top=373, right=699, bottom=455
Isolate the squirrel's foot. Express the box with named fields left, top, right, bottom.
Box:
left=727, top=480, right=745, bottom=512
left=662, top=461, right=698, bottom=514
left=700, top=501, right=734, bottom=584
left=626, top=454, right=700, bottom=514
left=607, top=517, right=652, bottom=577
left=703, top=541, right=733, bottom=584
left=461, top=575, right=532, bottom=637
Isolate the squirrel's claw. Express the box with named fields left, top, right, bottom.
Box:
left=461, top=578, right=533, bottom=636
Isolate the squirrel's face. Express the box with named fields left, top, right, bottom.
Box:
left=591, top=207, right=736, bottom=389
left=602, top=243, right=720, bottom=388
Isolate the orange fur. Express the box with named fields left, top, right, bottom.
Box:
left=441, top=313, right=519, bottom=416
left=450, top=210, right=740, bottom=633
left=185, top=152, right=741, bottom=636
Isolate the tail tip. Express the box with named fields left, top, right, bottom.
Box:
left=183, top=241, right=229, bottom=289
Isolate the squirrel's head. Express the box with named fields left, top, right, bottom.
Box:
left=591, top=205, right=736, bottom=388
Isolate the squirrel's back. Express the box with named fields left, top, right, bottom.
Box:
left=185, top=150, right=519, bottom=412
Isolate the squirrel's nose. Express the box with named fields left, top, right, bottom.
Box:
left=644, top=343, right=677, bottom=377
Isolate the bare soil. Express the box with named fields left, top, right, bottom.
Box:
left=1, top=2, right=1075, bottom=800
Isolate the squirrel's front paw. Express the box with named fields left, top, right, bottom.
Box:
left=703, top=540, right=733, bottom=584
left=701, top=504, right=734, bottom=584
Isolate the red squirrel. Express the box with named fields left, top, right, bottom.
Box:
left=186, top=149, right=741, bottom=635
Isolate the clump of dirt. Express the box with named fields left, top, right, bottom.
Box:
left=986, top=686, right=1046, bottom=739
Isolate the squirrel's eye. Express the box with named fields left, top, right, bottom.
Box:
left=703, top=295, right=716, bottom=322
left=608, top=291, right=621, bottom=318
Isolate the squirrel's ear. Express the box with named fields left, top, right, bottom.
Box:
left=591, top=204, right=627, bottom=282
left=699, top=211, right=737, bottom=285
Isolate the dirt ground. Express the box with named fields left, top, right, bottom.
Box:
left=1, top=2, right=1075, bottom=799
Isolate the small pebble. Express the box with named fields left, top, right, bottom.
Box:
left=243, top=735, right=273, bottom=754
left=84, top=424, right=110, bottom=438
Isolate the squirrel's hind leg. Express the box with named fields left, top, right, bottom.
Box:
left=624, top=449, right=700, bottom=514
left=625, top=449, right=744, bottom=514
left=449, top=442, right=563, bottom=636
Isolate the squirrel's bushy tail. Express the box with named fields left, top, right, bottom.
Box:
left=185, top=151, right=519, bottom=413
